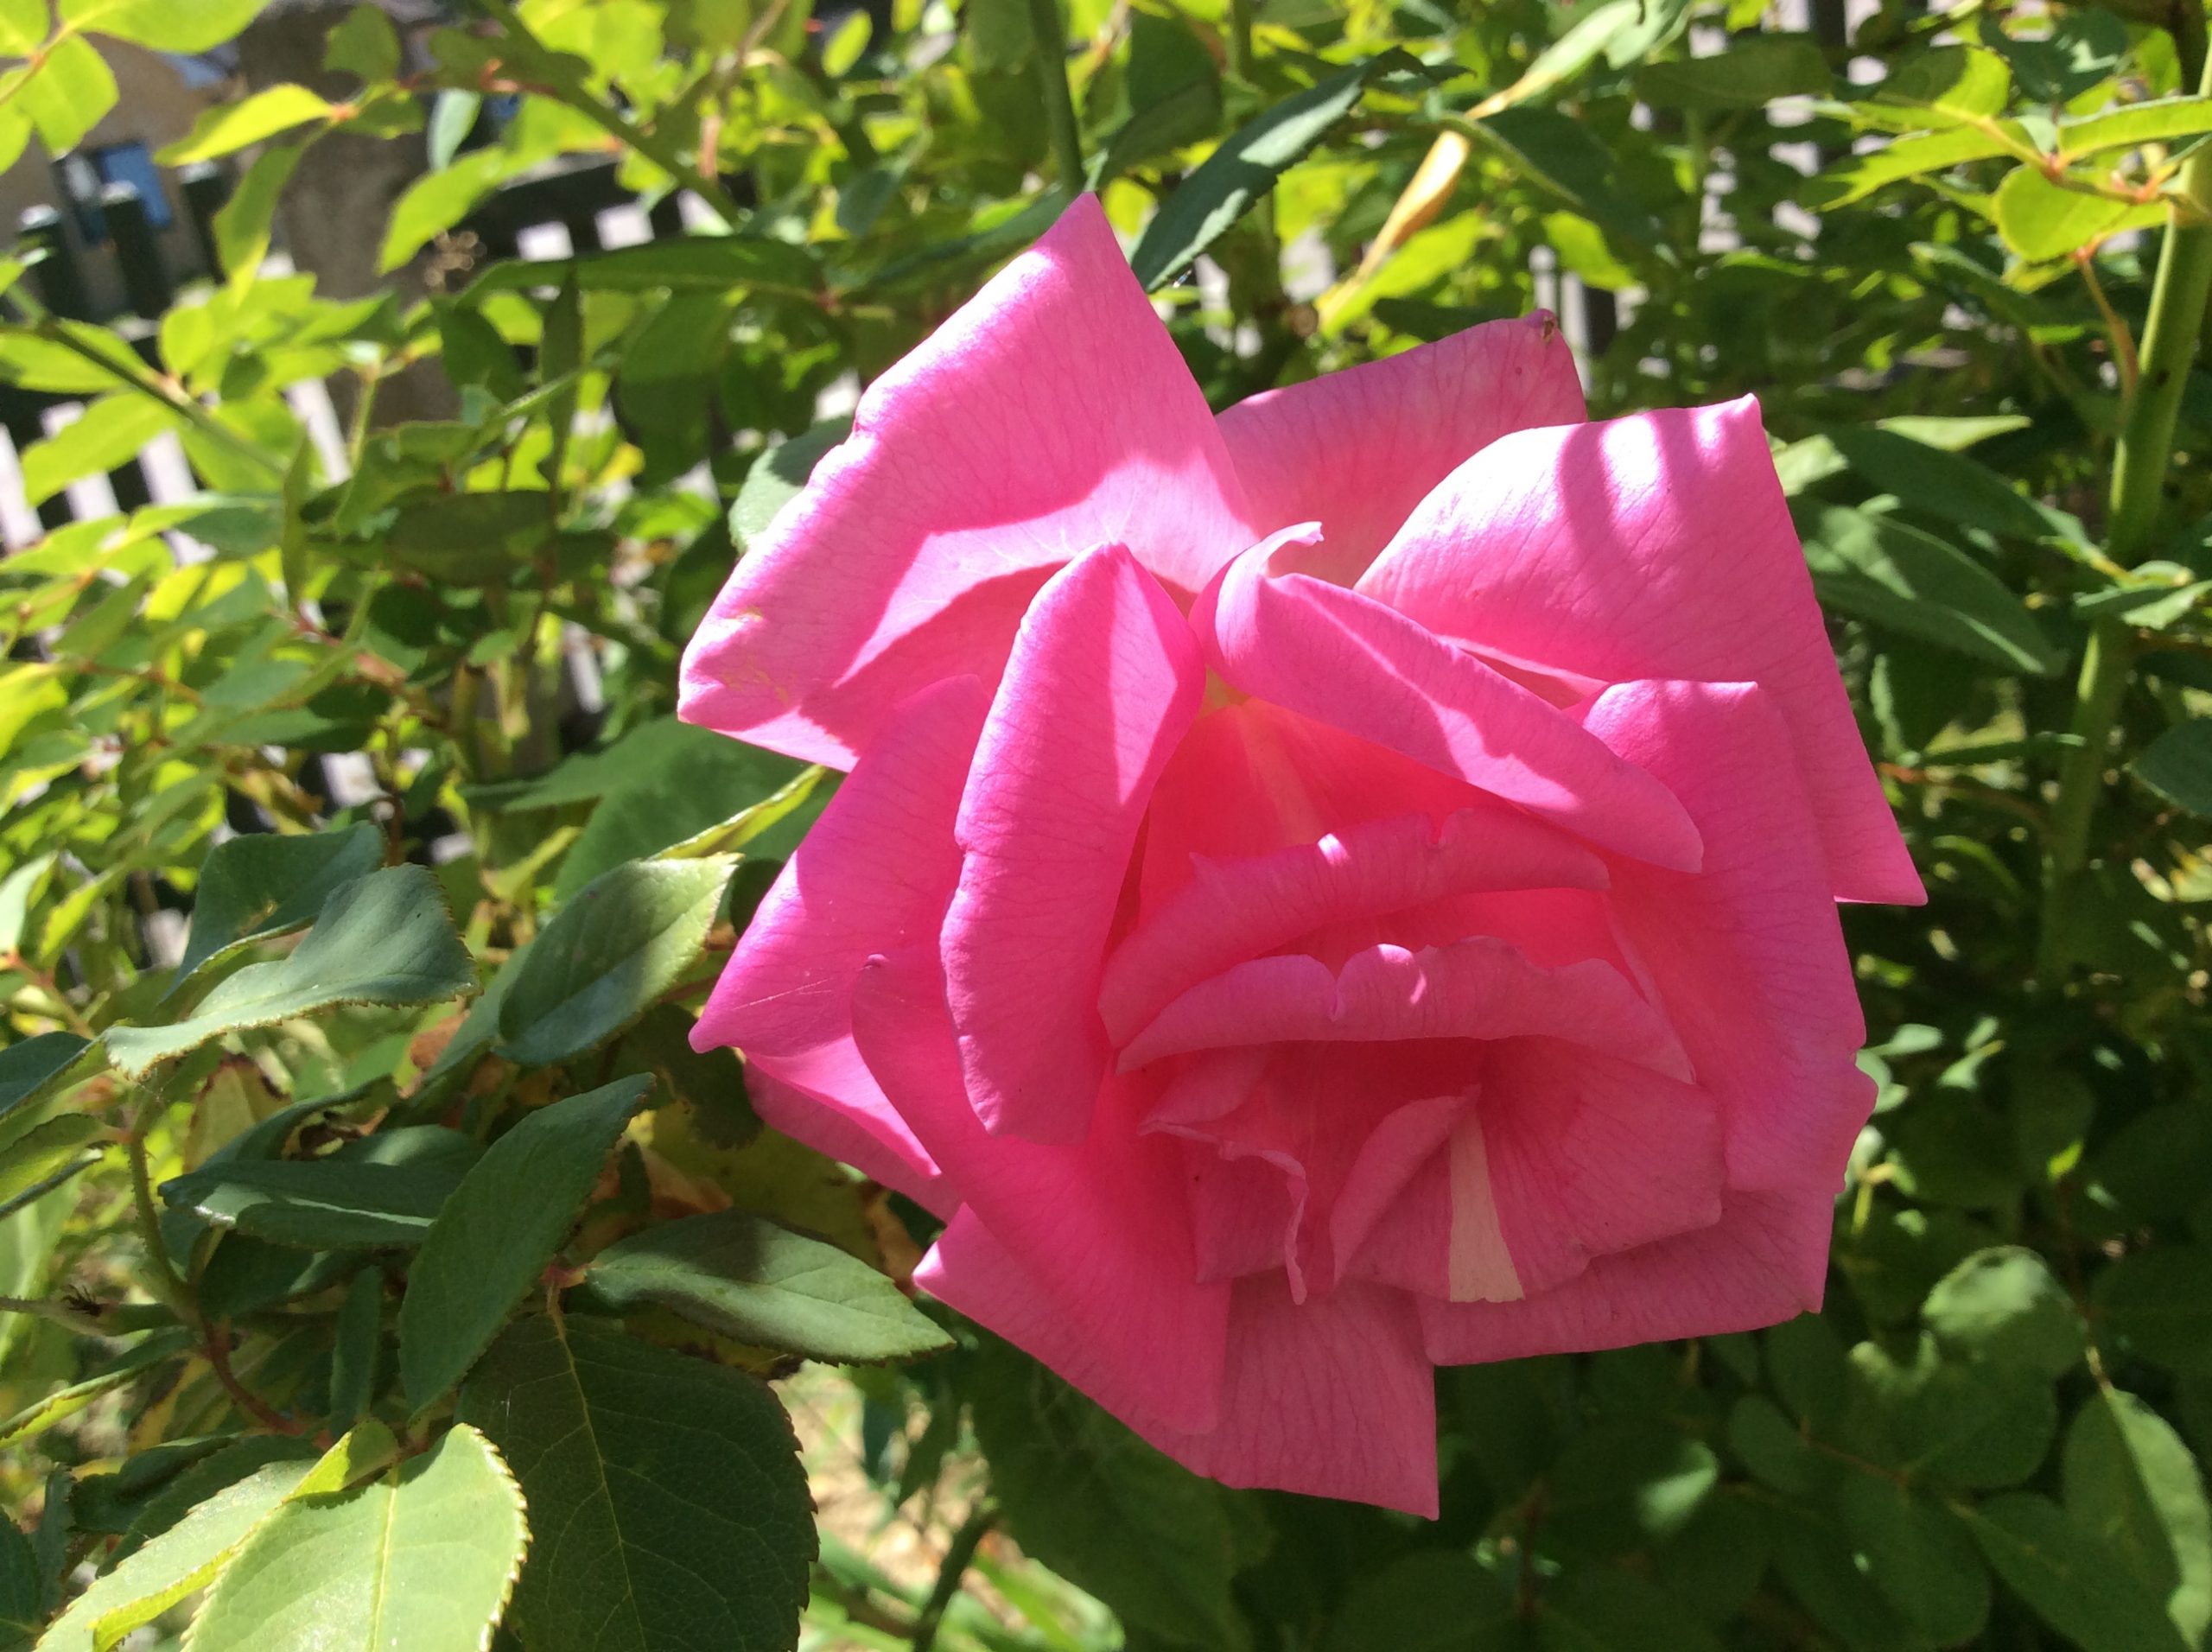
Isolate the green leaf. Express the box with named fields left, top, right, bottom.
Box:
left=576, top=1210, right=951, bottom=1363
left=157, top=85, right=332, bottom=165
left=0, top=1113, right=103, bottom=1208
left=172, top=822, right=385, bottom=989
left=323, top=3, right=400, bottom=81
left=328, top=1268, right=384, bottom=1433
left=1808, top=126, right=2019, bottom=208
left=1838, top=1475, right=1991, bottom=1644
left=1467, top=105, right=1657, bottom=249
left=1993, top=165, right=2145, bottom=262
left=397, top=1077, right=652, bottom=1414
left=22, top=396, right=183, bottom=507
left=495, top=857, right=734, bottom=1067
left=106, top=865, right=475, bottom=1080
left=1545, top=1421, right=1719, bottom=1555
left=729, top=416, right=852, bottom=552
left=184, top=1423, right=528, bottom=1652
left=1923, top=1246, right=2083, bottom=1376
left=0, top=855, right=52, bottom=957
left=159, top=1147, right=477, bottom=1250
left=1815, top=425, right=2077, bottom=545
left=1537, top=1566, right=1725, bottom=1652
left=465, top=235, right=821, bottom=298
left=38, top=1460, right=314, bottom=1652
left=213, top=141, right=307, bottom=283
left=0, top=1512, right=35, bottom=1647
left=1845, top=1333, right=2056, bottom=1488
left=2133, top=721, right=2212, bottom=817
left=0, top=1331, right=193, bottom=1451
left=2095, top=1247, right=2212, bottom=1372
left=111, top=1437, right=325, bottom=1562
left=1322, top=1551, right=1518, bottom=1651
left=58, top=0, right=272, bottom=51
left=2059, top=95, right=2212, bottom=162
left=18, top=36, right=117, bottom=155
left=457, top=1314, right=814, bottom=1652
left=2066, top=1389, right=2212, bottom=1647
left=969, top=1338, right=1256, bottom=1650
left=379, top=148, right=509, bottom=272
left=1965, top=1493, right=2192, bottom=1652
left=1795, top=502, right=2062, bottom=676
left=380, top=490, right=550, bottom=585
left=0, top=1033, right=91, bottom=1126
left=1726, top=1395, right=1827, bottom=1496
left=1635, top=35, right=1831, bottom=108
left=1131, top=54, right=1414, bottom=290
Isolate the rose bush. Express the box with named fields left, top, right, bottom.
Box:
left=680, top=194, right=1924, bottom=1514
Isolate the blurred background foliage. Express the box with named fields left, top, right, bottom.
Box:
left=3, top=0, right=2212, bottom=1647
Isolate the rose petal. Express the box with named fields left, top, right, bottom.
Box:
left=920, top=1223, right=1438, bottom=1514
left=1418, top=1187, right=1832, bottom=1362
left=1118, top=939, right=1690, bottom=1079
left=1101, top=804, right=1609, bottom=1047
left=1217, top=314, right=1586, bottom=582
left=1582, top=679, right=1874, bottom=1191
left=944, top=545, right=1205, bottom=1142
left=1357, top=399, right=1923, bottom=905
left=744, top=1045, right=950, bottom=1217
left=1198, top=530, right=1703, bottom=870
left=695, top=675, right=987, bottom=1059
left=855, top=946, right=1230, bottom=1433
left=679, top=194, right=1255, bottom=766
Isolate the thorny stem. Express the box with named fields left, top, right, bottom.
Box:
left=2038, top=44, right=2212, bottom=978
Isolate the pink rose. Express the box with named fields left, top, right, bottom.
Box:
left=680, top=195, right=1923, bottom=1515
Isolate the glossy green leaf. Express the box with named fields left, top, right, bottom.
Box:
left=1966, top=1493, right=2192, bottom=1652
left=159, top=1145, right=475, bottom=1250
left=171, top=822, right=385, bottom=989
left=106, top=865, right=475, bottom=1079
left=457, top=1314, right=813, bottom=1652
left=183, top=1423, right=528, bottom=1652
left=1795, top=502, right=2062, bottom=675
left=495, top=857, right=733, bottom=1067
left=39, top=1460, right=314, bottom=1652
left=1923, top=1246, right=2083, bottom=1376
left=2133, top=721, right=2212, bottom=817
left=1131, top=54, right=1414, bottom=290
left=2066, top=1389, right=2212, bottom=1647
left=111, top=1438, right=324, bottom=1564
left=378, top=148, right=510, bottom=272
left=157, top=85, right=333, bottom=165
left=576, top=1210, right=950, bottom=1363
left=1809, top=125, right=2020, bottom=207
left=397, top=1077, right=652, bottom=1413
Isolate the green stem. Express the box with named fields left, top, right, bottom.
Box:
left=1027, top=0, right=1085, bottom=191
left=125, top=1090, right=193, bottom=1326
left=1227, top=0, right=1255, bottom=79
left=909, top=1504, right=997, bottom=1652
left=2038, top=49, right=2212, bottom=977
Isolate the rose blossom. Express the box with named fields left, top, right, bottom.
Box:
left=679, top=194, right=1923, bottom=1515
